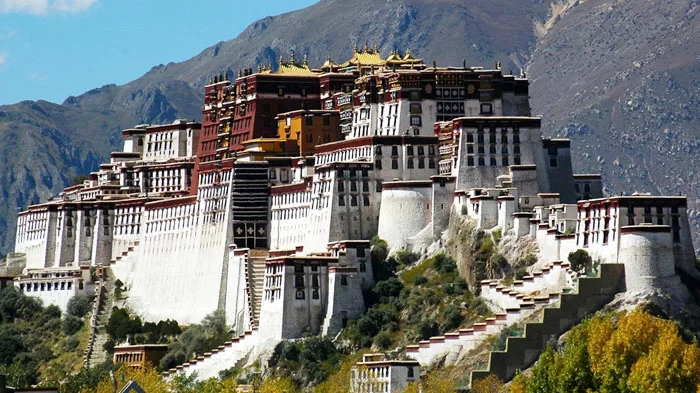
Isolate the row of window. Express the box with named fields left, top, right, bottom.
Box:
left=338, top=195, right=372, bottom=207
left=375, top=158, right=437, bottom=170
left=466, top=156, right=522, bottom=167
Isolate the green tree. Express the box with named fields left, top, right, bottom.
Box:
left=67, top=293, right=93, bottom=318
left=568, top=249, right=592, bottom=274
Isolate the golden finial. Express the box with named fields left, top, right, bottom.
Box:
left=290, top=50, right=296, bottom=64
left=364, top=40, right=369, bottom=52
left=353, top=43, right=358, bottom=53
left=374, top=44, right=379, bottom=53
left=303, top=54, right=308, bottom=66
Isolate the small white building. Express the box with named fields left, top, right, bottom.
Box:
left=352, top=353, right=420, bottom=393
left=14, top=265, right=93, bottom=312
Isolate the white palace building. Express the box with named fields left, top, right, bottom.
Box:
left=11, top=48, right=697, bottom=382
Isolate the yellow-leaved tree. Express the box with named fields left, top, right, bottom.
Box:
left=258, top=376, right=299, bottom=393
left=87, top=365, right=169, bottom=393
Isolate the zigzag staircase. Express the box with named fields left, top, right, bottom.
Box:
left=469, top=263, right=625, bottom=386
left=405, top=261, right=573, bottom=366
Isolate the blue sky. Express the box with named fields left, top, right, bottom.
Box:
left=0, top=0, right=318, bottom=105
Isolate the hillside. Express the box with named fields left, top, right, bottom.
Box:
left=0, top=0, right=699, bottom=255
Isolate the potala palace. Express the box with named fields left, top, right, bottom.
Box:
left=10, top=46, right=698, bottom=387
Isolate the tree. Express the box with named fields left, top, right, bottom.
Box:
left=67, top=293, right=93, bottom=318
left=568, top=249, right=592, bottom=274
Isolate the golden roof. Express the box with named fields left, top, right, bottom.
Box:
left=274, top=52, right=318, bottom=75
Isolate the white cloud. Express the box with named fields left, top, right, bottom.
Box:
left=0, top=0, right=49, bottom=15
left=0, top=0, right=97, bottom=15
left=52, top=0, right=97, bottom=13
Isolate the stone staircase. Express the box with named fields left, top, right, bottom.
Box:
left=162, top=327, right=274, bottom=381
left=84, top=266, right=117, bottom=368
left=469, top=263, right=625, bottom=386
left=405, top=261, right=573, bottom=367
left=245, top=258, right=266, bottom=329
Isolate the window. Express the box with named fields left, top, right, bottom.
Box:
left=339, top=195, right=345, bottom=206
left=351, top=196, right=358, bottom=206
left=269, top=169, right=277, bottom=180
left=363, top=196, right=370, bottom=206
left=478, top=156, right=485, bottom=166
left=514, top=156, right=521, bottom=165
left=477, top=133, right=484, bottom=143
left=502, top=146, right=509, bottom=154
left=376, top=180, right=383, bottom=192
left=392, top=159, right=398, bottom=169
left=306, top=116, right=313, bottom=125
left=312, top=275, right=319, bottom=288
left=418, top=158, right=425, bottom=168
left=467, top=145, right=474, bottom=154
left=375, top=159, right=382, bottom=170
left=362, top=169, right=369, bottom=178
left=312, top=289, right=319, bottom=299
left=323, top=116, right=330, bottom=126
left=501, top=134, right=508, bottom=143
left=429, top=145, right=435, bottom=155
left=391, top=146, right=398, bottom=156
left=351, top=181, right=357, bottom=192
left=410, top=116, right=422, bottom=126
left=407, top=159, right=414, bottom=169
left=489, top=133, right=497, bottom=143
left=340, top=275, right=348, bottom=286
left=428, top=159, right=435, bottom=169
left=480, top=103, right=493, bottom=114
left=467, top=133, right=474, bottom=143
left=296, top=290, right=305, bottom=300
left=338, top=181, right=344, bottom=192
left=490, top=157, right=497, bottom=166
left=363, top=181, right=369, bottom=192
left=295, top=275, right=304, bottom=288
left=350, top=169, right=357, bottom=178
left=407, top=146, right=414, bottom=156
left=502, top=157, right=509, bottom=166
left=306, top=132, right=313, bottom=143
left=375, top=145, right=383, bottom=155
left=277, top=87, right=284, bottom=97
left=467, top=157, right=474, bottom=166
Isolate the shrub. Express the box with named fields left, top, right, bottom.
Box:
left=568, top=249, right=592, bottom=274
left=67, top=293, right=92, bottom=319
left=413, top=275, right=428, bottom=285
left=63, top=335, right=79, bottom=351
left=394, top=250, right=420, bottom=268
left=433, top=254, right=457, bottom=275
left=417, top=318, right=439, bottom=340
left=62, top=315, right=83, bottom=335
left=373, top=331, right=393, bottom=350
left=441, top=304, right=463, bottom=331
left=372, top=278, right=404, bottom=301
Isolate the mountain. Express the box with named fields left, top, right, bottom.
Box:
left=0, top=0, right=699, bottom=255
left=528, top=0, right=700, bottom=253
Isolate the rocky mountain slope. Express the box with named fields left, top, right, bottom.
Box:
left=528, top=0, right=700, bottom=253
left=0, top=0, right=698, bottom=255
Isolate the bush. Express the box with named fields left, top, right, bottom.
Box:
left=394, top=250, right=420, bottom=268
left=413, top=275, right=428, bottom=285
left=568, top=249, right=592, bottom=274
left=373, top=331, right=393, bottom=350
left=441, top=304, right=463, bottom=331
left=67, top=293, right=92, bottom=319
left=63, top=335, right=80, bottom=352
left=372, top=278, right=404, bottom=301
left=417, top=318, right=439, bottom=340
left=433, top=254, right=457, bottom=275
left=62, top=315, right=83, bottom=335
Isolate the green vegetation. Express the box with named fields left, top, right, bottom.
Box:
left=343, top=250, right=490, bottom=350
left=508, top=309, right=700, bottom=393
left=268, top=337, right=344, bottom=386
left=568, top=249, right=592, bottom=274
left=0, top=287, right=92, bottom=388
